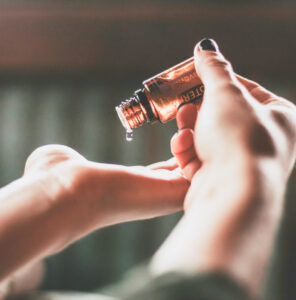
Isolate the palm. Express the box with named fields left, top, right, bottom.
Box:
left=171, top=75, right=296, bottom=183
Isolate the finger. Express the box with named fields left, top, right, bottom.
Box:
left=176, top=103, right=198, bottom=130
left=171, top=129, right=201, bottom=180
left=235, top=74, right=277, bottom=104
left=174, top=104, right=200, bottom=180
left=235, top=75, right=294, bottom=117
left=171, top=129, right=195, bottom=160
left=194, top=38, right=238, bottom=96
left=194, top=38, right=257, bottom=136
left=128, top=168, right=189, bottom=217
left=88, top=162, right=190, bottom=221
left=148, top=157, right=178, bottom=171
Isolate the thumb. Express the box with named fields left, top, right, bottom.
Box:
left=194, top=38, right=238, bottom=96
left=192, top=39, right=257, bottom=158
left=193, top=38, right=254, bottom=130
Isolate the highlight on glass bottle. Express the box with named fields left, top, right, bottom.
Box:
left=115, top=57, right=204, bottom=141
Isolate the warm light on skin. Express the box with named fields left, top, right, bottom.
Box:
left=0, top=145, right=189, bottom=286
left=0, top=37, right=295, bottom=299
left=150, top=40, right=296, bottom=297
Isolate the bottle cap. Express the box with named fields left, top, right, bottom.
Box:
left=116, top=96, right=146, bottom=129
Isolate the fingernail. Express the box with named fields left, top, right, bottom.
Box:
left=198, top=38, right=218, bottom=52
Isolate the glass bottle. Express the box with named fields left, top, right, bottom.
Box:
left=116, top=57, right=204, bottom=133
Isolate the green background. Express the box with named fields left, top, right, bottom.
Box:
left=0, top=0, right=295, bottom=297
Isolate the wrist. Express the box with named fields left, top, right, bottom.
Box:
left=26, top=168, right=79, bottom=255
left=152, top=156, right=285, bottom=296
left=0, top=170, right=77, bottom=280
left=50, top=161, right=131, bottom=237
left=23, top=161, right=98, bottom=256
left=42, top=161, right=109, bottom=249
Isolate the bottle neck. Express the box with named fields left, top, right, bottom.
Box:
left=116, top=89, right=157, bottom=130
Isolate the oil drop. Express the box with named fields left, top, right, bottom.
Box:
left=126, top=129, right=133, bottom=141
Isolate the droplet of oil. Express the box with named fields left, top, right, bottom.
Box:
left=126, top=129, right=133, bottom=142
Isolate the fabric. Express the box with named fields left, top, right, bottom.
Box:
left=15, top=269, right=250, bottom=300
left=16, top=267, right=249, bottom=300
left=10, top=291, right=115, bottom=300
left=97, top=263, right=250, bottom=300
left=122, top=272, right=250, bottom=300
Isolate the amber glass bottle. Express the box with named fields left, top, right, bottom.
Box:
left=116, top=57, right=204, bottom=131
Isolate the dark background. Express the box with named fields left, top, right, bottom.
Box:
left=0, top=0, right=295, bottom=297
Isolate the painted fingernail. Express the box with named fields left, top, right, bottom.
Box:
left=198, top=38, right=218, bottom=52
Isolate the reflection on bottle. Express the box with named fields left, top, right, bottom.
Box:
left=116, top=57, right=204, bottom=136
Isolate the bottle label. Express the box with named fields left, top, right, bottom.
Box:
left=142, top=57, right=204, bottom=123
left=181, top=84, right=204, bottom=103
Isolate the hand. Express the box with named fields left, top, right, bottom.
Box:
left=151, top=38, right=296, bottom=295
left=24, top=145, right=189, bottom=250
left=171, top=38, right=296, bottom=212
left=0, top=145, right=188, bottom=282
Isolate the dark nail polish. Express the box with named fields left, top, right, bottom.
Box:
left=198, top=38, right=218, bottom=52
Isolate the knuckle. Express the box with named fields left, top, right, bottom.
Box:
left=25, top=144, right=81, bottom=172
left=206, top=57, right=230, bottom=70
left=202, top=54, right=232, bottom=73
left=201, top=56, right=240, bottom=94
left=247, top=120, right=276, bottom=157
left=28, top=144, right=68, bottom=160
left=26, top=145, right=50, bottom=165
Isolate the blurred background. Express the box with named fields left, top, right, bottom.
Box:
left=0, top=0, right=295, bottom=297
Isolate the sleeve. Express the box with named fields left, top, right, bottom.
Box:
left=99, top=262, right=252, bottom=300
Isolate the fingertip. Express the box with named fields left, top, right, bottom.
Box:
left=193, top=39, right=236, bottom=94
left=170, top=128, right=201, bottom=181
left=177, top=102, right=196, bottom=114
left=194, top=42, right=200, bottom=55
left=170, top=131, right=179, bottom=150
left=194, top=38, right=219, bottom=57
left=176, top=103, right=198, bottom=130
left=171, top=128, right=194, bottom=155
left=198, top=38, right=219, bottom=52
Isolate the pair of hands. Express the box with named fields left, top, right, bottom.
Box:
left=25, top=38, right=296, bottom=244
left=20, top=39, right=296, bottom=294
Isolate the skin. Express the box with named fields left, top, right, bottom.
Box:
left=1, top=39, right=295, bottom=298
left=0, top=146, right=189, bottom=298
left=150, top=40, right=296, bottom=296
